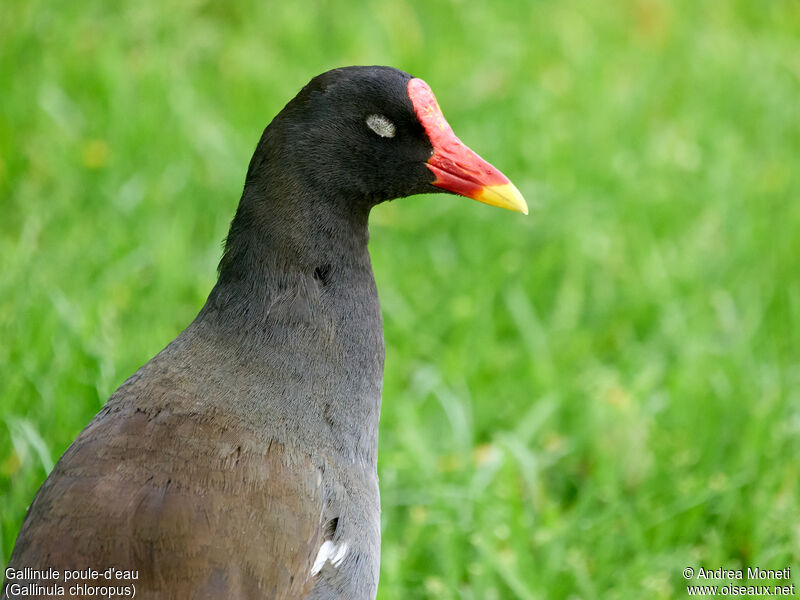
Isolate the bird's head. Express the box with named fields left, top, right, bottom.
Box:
left=250, top=66, right=527, bottom=215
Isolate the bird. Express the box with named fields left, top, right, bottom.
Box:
left=3, top=66, right=527, bottom=600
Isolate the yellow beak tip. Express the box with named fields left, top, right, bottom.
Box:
left=475, top=183, right=529, bottom=216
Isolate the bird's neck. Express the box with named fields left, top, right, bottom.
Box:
left=173, top=178, right=384, bottom=466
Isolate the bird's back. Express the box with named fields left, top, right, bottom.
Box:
left=5, top=372, right=326, bottom=599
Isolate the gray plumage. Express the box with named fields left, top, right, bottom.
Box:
left=4, top=65, right=525, bottom=599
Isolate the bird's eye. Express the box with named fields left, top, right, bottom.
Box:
left=365, top=114, right=396, bottom=138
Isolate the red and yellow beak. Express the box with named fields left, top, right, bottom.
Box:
left=408, top=78, right=528, bottom=215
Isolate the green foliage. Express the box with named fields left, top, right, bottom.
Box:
left=1, top=0, right=798, bottom=597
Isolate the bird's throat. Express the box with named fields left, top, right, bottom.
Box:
left=183, top=184, right=385, bottom=466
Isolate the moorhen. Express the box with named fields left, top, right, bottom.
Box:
left=3, top=65, right=527, bottom=600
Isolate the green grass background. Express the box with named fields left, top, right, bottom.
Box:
left=1, top=0, right=799, bottom=597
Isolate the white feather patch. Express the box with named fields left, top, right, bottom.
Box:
left=311, top=540, right=348, bottom=575
left=366, top=114, right=396, bottom=138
